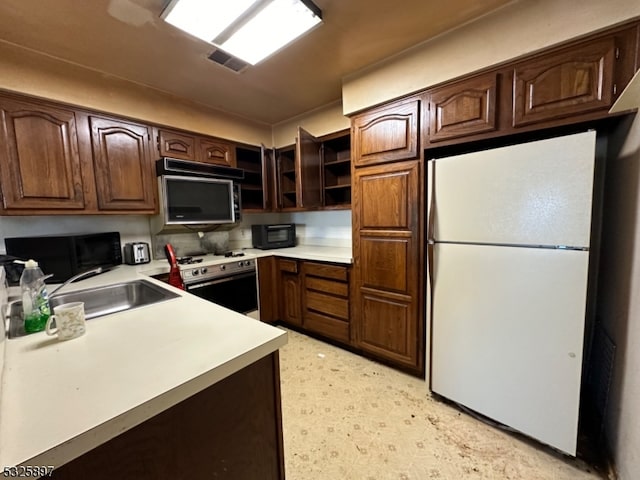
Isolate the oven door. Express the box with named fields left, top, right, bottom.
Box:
left=185, top=271, right=258, bottom=314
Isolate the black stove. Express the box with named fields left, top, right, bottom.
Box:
left=178, top=252, right=258, bottom=314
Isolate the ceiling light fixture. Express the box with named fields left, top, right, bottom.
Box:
left=161, top=0, right=323, bottom=66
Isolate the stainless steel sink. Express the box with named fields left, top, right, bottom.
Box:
left=7, top=279, right=180, bottom=339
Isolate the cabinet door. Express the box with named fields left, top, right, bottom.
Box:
left=198, top=138, right=236, bottom=167
left=0, top=98, right=85, bottom=210
left=257, top=256, right=279, bottom=323
left=428, top=72, right=498, bottom=142
left=157, top=129, right=197, bottom=161
left=512, top=37, right=616, bottom=127
left=352, top=160, right=423, bottom=372
left=296, top=127, right=322, bottom=209
left=352, top=97, right=420, bottom=167
left=90, top=116, right=156, bottom=211
left=280, top=270, right=302, bottom=326
left=262, top=145, right=276, bottom=211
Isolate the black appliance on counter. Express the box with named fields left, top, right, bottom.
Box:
left=4, top=232, right=122, bottom=283
left=251, top=224, right=296, bottom=249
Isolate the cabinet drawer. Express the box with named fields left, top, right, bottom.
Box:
left=278, top=258, right=298, bottom=273
left=304, top=262, right=348, bottom=281
left=305, top=276, right=348, bottom=297
left=306, top=290, right=349, bottom=320
left=304, top=311, right=349, bottom=343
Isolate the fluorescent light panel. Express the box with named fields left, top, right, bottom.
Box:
left=161, top=0, right=322, bottom=66
left=162, top=0, right=256, bottom=43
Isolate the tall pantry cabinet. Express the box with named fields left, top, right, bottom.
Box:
left=351, top=95, right=426, bottom=375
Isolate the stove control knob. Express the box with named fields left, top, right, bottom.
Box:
left=238, top=261, right=244, bottom=267
left=201, top=267, right=208, bottom=274
left=192, top=269, right=199, bottom=276
left=220, top=264, right=226, bottom=271
left=244, top=260, right=252, bottom=267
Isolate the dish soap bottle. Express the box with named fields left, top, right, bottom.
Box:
left=20, top=259, right=51, bottom=333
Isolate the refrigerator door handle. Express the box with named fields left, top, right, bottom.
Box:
left=427, top=159, right=436, bottom=244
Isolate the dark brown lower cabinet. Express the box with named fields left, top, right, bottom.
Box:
left=352, top=160, right=424, bottom=375
left=51, top=353, right=285, bottom=480
left=278, top=258, right=302, bottom=326
left=257, top=257, right=352, bottom=346
left=302, top=262, right=351, bottom=344
left=257, top=256, right=279, bottom=323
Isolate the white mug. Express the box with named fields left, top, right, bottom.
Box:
left=46, top=302, right=86, bottom=340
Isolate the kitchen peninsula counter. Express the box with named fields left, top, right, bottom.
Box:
left=0, top=266, right=287, bottom=478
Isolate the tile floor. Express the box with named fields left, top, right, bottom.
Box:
left=279, top=328, right=605, bottom=480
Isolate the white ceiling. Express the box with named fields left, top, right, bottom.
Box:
left=0, top=0, right=512, bottom=124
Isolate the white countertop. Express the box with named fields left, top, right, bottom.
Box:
left=245, top=245, right=353, bottom=264
left=0, top=266, right=286, bottom=469
left=0, top=243, right=351, bottom=469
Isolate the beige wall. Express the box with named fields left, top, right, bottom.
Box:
left=0, top=41, right=271, bottom=145
left=342, top=0, right=640, bottom=114
left=272, top=100, right=350, bottom=148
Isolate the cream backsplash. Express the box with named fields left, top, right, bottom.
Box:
left=0, top=210, right=352, bottom=259
left=0, top=215, right=152, bottom=255
left=229, top=211, right=352, bottom=250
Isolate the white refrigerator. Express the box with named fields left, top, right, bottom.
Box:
left=428, top=130, right=599, bottom=456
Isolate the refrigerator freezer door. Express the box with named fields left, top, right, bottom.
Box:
left=431, top=131, right=596, bottom=248
left=430, top=243, right=589, bottom=455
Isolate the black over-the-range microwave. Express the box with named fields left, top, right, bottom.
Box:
left=4, top=231, right=122, bottom=284
left=155, top=158, right=244, bottom=226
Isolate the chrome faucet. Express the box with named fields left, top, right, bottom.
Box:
left=48, top=267, right=105, bottom=299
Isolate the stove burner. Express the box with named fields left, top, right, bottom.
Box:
left=177, top=257, right=204, bottom=265
left=223, top=251, right=245, bottom=258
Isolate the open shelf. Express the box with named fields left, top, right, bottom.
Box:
left=276, top=145, right=297, bottom=209
left=236, top=145, right=266, bottom=211
left=321, top=129, right=351, bottom=208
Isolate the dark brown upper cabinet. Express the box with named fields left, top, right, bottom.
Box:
left=199, top=138, right=236, bottom=167
left=157, top=129, right=196, bottom=161
left=236, top=143, right=274, bottom=212
left=428, top=72, right=498, bottom=142
left=274, top=127, right=351, bottom=211
left=275, top=144, right=297, bottom=210
left=275, top=127, right=323, bottom=211
left=352, top=97, right=421, bottom=167
left=0, top=97, right=85, bottom=210
left=90, top=116, right=156, bottom=212
left=157, top=128, right=236, bottom=167
left=421, top=22, right=639, bottom=148
left=320, top=129, right=351, bottom=209
left=296, top=127, right=323, bottom=209
left=512, top=37, right=616, bottom=127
